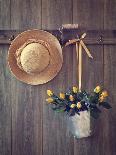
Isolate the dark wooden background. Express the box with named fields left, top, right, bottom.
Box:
left=0, top=0, right=116, bottom=155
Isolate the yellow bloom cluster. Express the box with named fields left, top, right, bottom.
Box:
left=99, top=90, right=108, bottom=102
left=77, top=102, right=82, bottom=109
left=46, top=98, right=54, bottom=103
left=47, top=90, right=53, bottom=96
left=94, top=86, right=108, bottom=102
left=59, top=93, right=65, bottom=99
left=94, top=86, right=101, bottom=93
left=69, top=95, right=74, bottom=101
left=46, top=90, right=54, bottom=104
left=46, top=85, right=111, bottom=118
left=70, top=102, right=82, bottom=109
left=101, top=91, right=108, bottom=97
left=72, top=86, right=78, bottom=93
left=70, top=104, right=76, bottom=108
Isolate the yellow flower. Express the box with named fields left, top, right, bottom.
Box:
left=77, top=102, right=82, bottom=109
left=72, top=86, right=78, bottom=93
left=46, top=98, right=54, bottom=103
left=94, top=86, right=101, bottom=93
left=101, top=90, right=108, bottom=97
left=69, top=95, right=74, bottom=101
left=59, top=93, right=65, bottom=99
left=70, top=104, right=76, bottom=108
left=99, top=96, right=105, bottom=102
left=47, top=90, right=53, bottom=96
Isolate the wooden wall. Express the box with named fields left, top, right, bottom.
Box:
left=0, top=0, right=116, bottom=155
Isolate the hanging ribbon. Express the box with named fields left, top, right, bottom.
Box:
left=65, top=33, right=93, bottom=91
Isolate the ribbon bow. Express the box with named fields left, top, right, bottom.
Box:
left=65, top=33, right=93, bottom=91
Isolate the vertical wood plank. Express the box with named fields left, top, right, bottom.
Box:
left=104, top=1, right=116, bottom=154
left=11, top=0, right=41, bottom=29
left=0, top=0, right=11, bottom=155
left=42, top=0, right=73, bottom=29
left=10, top=0, right=42, bottom=155
left=0, top=45, right=12, bottom=155
left=73, top=0, right=104, bottom=155
left=42, top=0, right=74, bottom=155
left=0, top=0, right=11, bottom=30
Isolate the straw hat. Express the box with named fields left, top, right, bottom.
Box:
left=8, top=29, right=63, bottom=85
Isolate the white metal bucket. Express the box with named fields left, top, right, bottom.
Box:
left=67, top=111, right=92, bottom=138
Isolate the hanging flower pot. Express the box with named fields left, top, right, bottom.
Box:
left=46, top=86, right=111, bottom=138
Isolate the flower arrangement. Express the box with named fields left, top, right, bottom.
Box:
left=46, top=86, right=111, bottom=119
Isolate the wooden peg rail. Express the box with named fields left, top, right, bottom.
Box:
left=0, top=29, right=116, bottom=45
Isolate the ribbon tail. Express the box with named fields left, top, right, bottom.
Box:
left=79, top=43, right=82, bottom=91
left=76, top=42, right=79, bottom=85
left=80, top=40, right=93, bottom=59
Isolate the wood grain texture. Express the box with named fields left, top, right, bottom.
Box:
left=73, top=0, right=104, bottom=29
left=73, top=0, right=104, bottom=155
left=0, top=0, right=11, bottom=155
left=10, top=0, right=42, bottom=155
left=0, top=0, right=11, bottom=30
left=42, top=0, right=74, bottom=155
left=0, top=46, right=12, bottom=155
left=0, top=0, right=116, bottom=155
left=11, top=0, right=41, bottom=29
left=104, top=1, right=116, bottom=155
left=42, top=0, right=73, bottom=29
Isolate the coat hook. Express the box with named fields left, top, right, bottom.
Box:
left=9, top=35, right=15, bottom=41
left=58, top=27, right=63, bottom=45
left=98, top=35, right=103, bottom=43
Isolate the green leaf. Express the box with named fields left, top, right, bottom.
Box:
left=89, top=94, right=99, bottom=104
left=52, top=96, right=65, bottom=105
left=52, top=104, right=66, bottom=112
left=90, top=106, right=101, bottom=119
left=55, top=108, right=66, bottom=113
left=90, top=109, right=100, bottom=119
left=100, top=102, right=112, bottom=109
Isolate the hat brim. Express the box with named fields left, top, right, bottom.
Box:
left=8, top=29, right=63, bottom=85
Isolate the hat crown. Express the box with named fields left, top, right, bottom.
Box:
left=20, top=42, right=50, bottom=74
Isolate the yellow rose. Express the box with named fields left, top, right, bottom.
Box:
left=47, top=90, right=53, bottom=96
left=77, top=102, right=82, bottom=109
left=59, top=93, right=65, bottom=99
left=69, top=95, right=74, bottom=101
left=99, top=96, right=105, bottom=102
left=70, top=104, right=76, bottom=108
left=72, top=86, right=78, bottom=93
left=94, top=86, right=101, bottom=93
left=101, top=90, right=108, bottom=97
left=46, top=98, right=54, bottom=103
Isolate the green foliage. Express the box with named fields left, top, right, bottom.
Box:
left=46, top=86, right=112, bottom=119
left=90, top=108, right=101, bottom=119
left=99, top=102, right=112, bottom=109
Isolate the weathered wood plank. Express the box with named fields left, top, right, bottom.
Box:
left=0, top=46, right=12, bottom=155
left=0, top=0, right=11, bottom=30
left=73, top=0, right=104, bottom=155
left=0, top=0, right=11, bottom=155
left=11, top=0, right=41, bottom=29
left=10, top=0, right=42, bottom=155
left=42, top=0, right=73, bottom=29
left=104, top=1, right=116, bottom=155
left=42, top=0, right=74, bottom=155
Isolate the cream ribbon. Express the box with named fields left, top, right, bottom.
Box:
left=65, top=33, right=93, bottom=91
